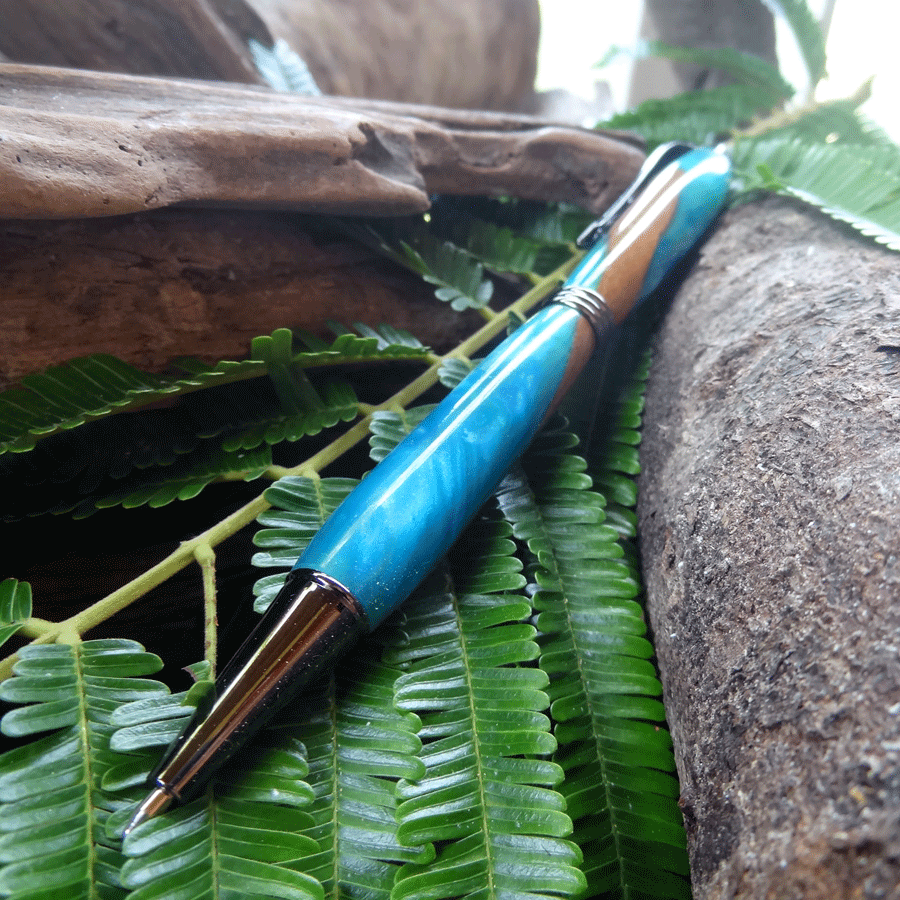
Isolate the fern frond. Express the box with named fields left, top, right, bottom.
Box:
left=249, top=38, right=322, bottom=95
left=421, top=213, right=545, bottom=276
left=251, top=476, right=359, bottom=611
left=388, top=568, right=585, bottom=900
left=273, top=660, right=433, bottom=900
left=0, top=580, right=31, bottom=649
left=0, top=640, right=165, bottom=899
left=733, top=136, right=900, bottom=250
left=760, top=0, right=827, bottom=86
left=109, top=681, right=325, bottom=900
left=0, top=326, right=426, bottom=457
left=602, top=84, right=776, bottom=149
left=497, top=408, right=689, bottom=900
left=399, top=232, right=495, bottom=311
left=92, top=444, right=274, bottom=514
left=634, top=40, right=793, bottom=100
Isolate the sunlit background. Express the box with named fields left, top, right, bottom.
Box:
left=536, top=0, right=900, bottom=140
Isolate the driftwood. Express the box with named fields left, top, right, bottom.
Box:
left=0, top=64, right=642, bottom=384
left=0, top=211, right=484, bottom=389
left=638, top=197, right=900, bottom=898
left=250, top=0, right=540, bottom=110
left=0, top=0, right=541, bottom=111
left=0, top=0, right=268, bottom=83
left=0, top=64, right=643, bottom=220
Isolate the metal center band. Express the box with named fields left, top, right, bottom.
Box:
left=552, top=285, right=615, bottom=340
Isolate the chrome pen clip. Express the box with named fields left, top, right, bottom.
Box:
left=576, top=141, right=696, bottom=249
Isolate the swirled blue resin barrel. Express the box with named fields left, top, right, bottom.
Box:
left=294, top=302, right=591, bottom=626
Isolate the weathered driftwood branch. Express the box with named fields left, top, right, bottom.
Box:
left=0, top=0, right=269, bottom=84
left=0, top=64, right=642, bottom=385
left=249, top=0, right=541, bottom=110
left=0, top=0, right=541, bottom=111
left=638, top=197, right=900, bottom=898
left=0, top=211, right=484, bottom=388
left=0, top=64, right=643, bottom=220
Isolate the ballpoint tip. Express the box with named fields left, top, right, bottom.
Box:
left=123, top=786, right=174, bottom=838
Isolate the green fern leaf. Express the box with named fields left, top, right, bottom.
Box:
left=249, top=38, right=321, bottom=95
left=0, top=640, right=166, bottom=899
left=634, top=40, right=793, bottom=100
left=760, top=0, right=827, bottom=86
left=733, top=137, right=900, bottom=250
left=252, top=476, right=359, bottom=610
left=117, top=744, right=323, bottom=900
left=108, top=680, right=325, bottom=900
left=388, top=564, right=586, bottom=900
left=251, top=465, right=436, bottom=899
left=602, top=84, right=776, bottom=149
left=0, top=326, right=426, bottom=457
left=399, top=233, right=494, bottom=311
left=0, top=579, right=31, bottom=649
left=497, top=408, right=690, bottom=900
left=273, top=661, right=433, bottom=900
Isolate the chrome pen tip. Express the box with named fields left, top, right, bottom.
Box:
left=123, top=786, right=174, bottom=838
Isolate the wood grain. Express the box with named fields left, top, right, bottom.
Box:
left=0, top=64, right=644, bottom=220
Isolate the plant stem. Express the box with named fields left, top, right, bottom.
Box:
left=0, top=254, right=579, bottom=682
left=733, top=79, right=873, bottom=140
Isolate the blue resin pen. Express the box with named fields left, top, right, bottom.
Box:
left=125, top=143, right=731, bottom=833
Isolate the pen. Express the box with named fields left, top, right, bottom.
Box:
left=125, top=142, right=731, bottom=834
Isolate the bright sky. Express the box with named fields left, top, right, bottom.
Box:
left=536, top=0, right=900, bottom=140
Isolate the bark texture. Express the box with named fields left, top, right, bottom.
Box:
left=0, top=211, right=482, bottom=389
left=0, top=63, right=643, bottom=220
left=638, top=197, right=900, bottom=898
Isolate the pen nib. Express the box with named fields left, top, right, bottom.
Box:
left=123, top=786, right=174, bottom=838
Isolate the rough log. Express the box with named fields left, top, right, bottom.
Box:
left=0, top=64, right=643, bottom=220
left=0, top=0, right=541, bottom=111
left=638, top=197, right=900, bottom=898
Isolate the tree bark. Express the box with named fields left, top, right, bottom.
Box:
left=638, top=197, right=900, bottom=898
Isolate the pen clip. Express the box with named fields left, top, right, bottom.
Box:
left=576, top=141, right=696, bottom=249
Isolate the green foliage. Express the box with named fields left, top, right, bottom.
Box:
left=732, top=137, right=900, bottom=250
left=0, top=325, right=428, bottom=457
left=249, top=38, right=322, bottom=96
left=599, top=0, right=900, bottom=259
left=0, top=325, right=430, bottom=519
left=603, top=84, right=775, bottom=149
left=613, top=40, right=794, bottom=101
left=0, top=641, right=164, bottom=899
left=0, top=581, right=31, bottom=650
left=399, top=231, right=495, bottom=311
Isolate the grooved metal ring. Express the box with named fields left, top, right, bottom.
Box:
left=552, top=285, right=615, bottom=341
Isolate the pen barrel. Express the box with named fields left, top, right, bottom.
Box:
left=296, top=301, right=604, bottom=627
left=566, top=147, right=732, bottom=321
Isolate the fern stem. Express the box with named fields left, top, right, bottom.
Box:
left=195, top=543, right=218, bottom=675
left=0, top=253, right=580, bottom=683
left=732, top=78, right=873, bottom=139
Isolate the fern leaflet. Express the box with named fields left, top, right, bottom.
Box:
left=0, top=640, right=166, bottom=899
left=496, top=397, right=689, bottom=899
left=733, top=137, right=900, bottom=250
left=0, top=580, right=31, bottom=650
